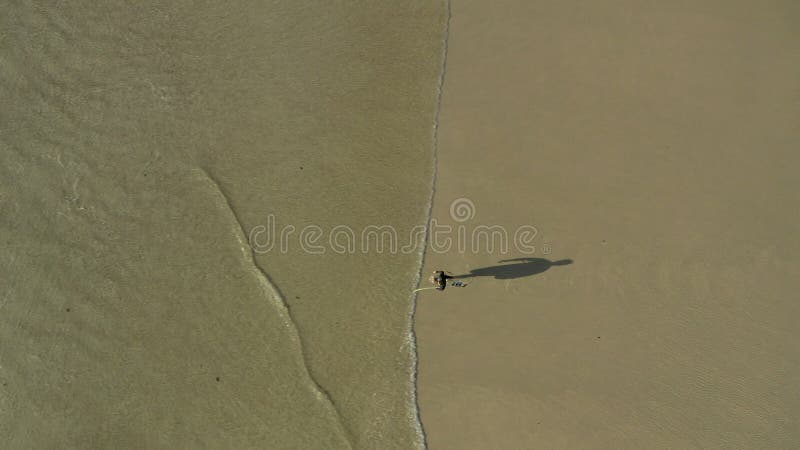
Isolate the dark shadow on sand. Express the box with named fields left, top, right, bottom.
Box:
left=454, top=257, right=573, bottom=280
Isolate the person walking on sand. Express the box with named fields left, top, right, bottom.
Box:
left=429, top=270, right=467, bottom=291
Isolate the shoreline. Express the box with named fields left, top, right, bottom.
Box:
left=409, top=0, right=453, bottom=447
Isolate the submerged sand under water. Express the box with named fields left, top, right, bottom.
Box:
left=0, top=1, right=447, bottom=448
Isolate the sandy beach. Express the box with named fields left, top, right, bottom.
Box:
left=416, top=0, right=799, bottom=447
left=2, top=0, right=798, bottom=448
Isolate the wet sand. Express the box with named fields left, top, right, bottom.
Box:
left=417, top=1, right=800, bottom=448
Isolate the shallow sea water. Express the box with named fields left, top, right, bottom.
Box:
left=0, top=1, right=447, bottom=447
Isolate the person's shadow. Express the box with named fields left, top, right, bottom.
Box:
left=453, top=257, right=573, bottom=280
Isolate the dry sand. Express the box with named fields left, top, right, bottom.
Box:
left=416, top=1, right=800, bottom=447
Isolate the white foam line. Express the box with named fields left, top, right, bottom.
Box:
left=407, top=1, right=452, bottom=448
left=194, top=167, right=354, bottom=449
